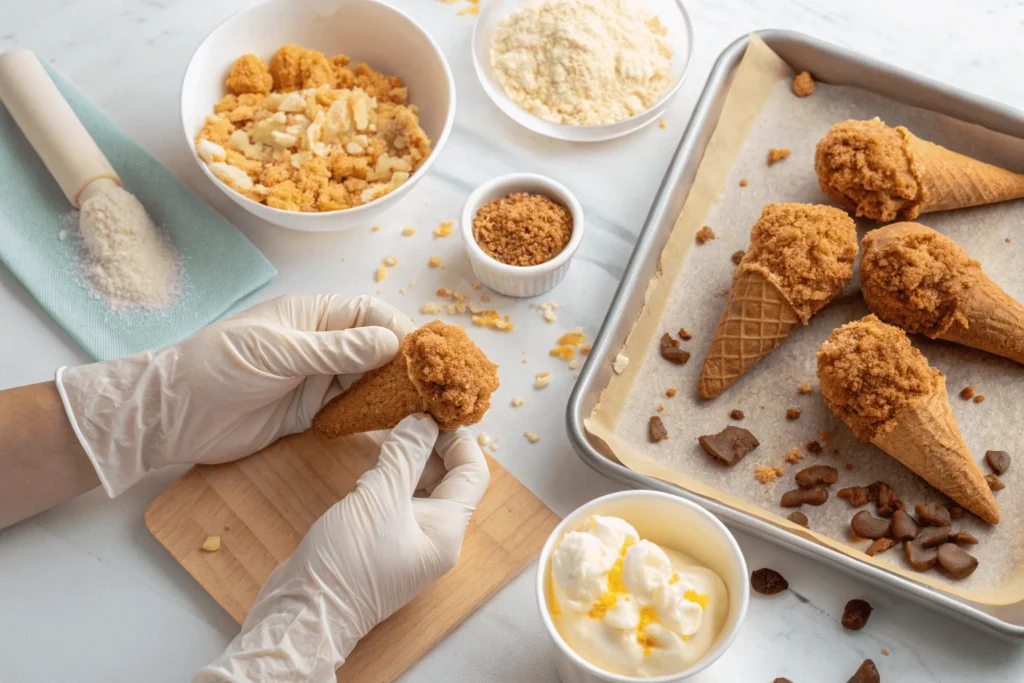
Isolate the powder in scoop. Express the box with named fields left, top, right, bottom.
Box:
left=77, top=185, right=181, bottom=310
left=473, top=192, right=572, bottom=266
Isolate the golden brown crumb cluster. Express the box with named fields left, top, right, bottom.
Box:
left=740, top=203, right=858, bottom=321
left=861, top=223, right=979, bottom=337
left=473, top=193, right=573, bottom=266
left=195, top=46, right=431, bottom=213
left=792, top=71, right=814, bottom=97
left=817, top=315, right=938, bottom=440
left=405, top=320, right=500, bottom=430
left=814, top=118, right=920, bottom=221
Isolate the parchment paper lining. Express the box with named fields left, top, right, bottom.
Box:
left=586, top=35, right=1024, bottom=606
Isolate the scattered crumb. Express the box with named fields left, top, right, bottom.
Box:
left=376, top=289, right=382, bottom=295
left=755, top=466, right=781, bottom=484
left=420, top=302, right=443, bottom=314
left=375, top=265, right=387, bottom=282
left=798, top=382, right=812, bottom=394
left=550, top=345, right=575, bottom=361
left=201, top=536, right=221, bottom=552
left=1007, top=237, right=1013, bottom=243
left=481, top=294, right=491, bottom=302
left=960, top=386, right=975, bottom=400
left=473, top=283, right=482, bottom=290
left=568, top=358, right=581, bottom=370
left=881, top=650, right=889, bottom=657
left=786, top=408, right=801, bottom=420
left=383, top=255, right=398, bottom=267
left=657, top=404, right=666, bottom=413
left=477, top=433, right=492, bottom=449
left=471, top=309, right=514, bottom=331
left=806, top=441, right=823, bottom=454
left=372, top=225, right=381, bottom=232
left=696, top=225, right=716, bottom=244
left=512, top=396, right=524, bottom=407
left=580, top=344, right=592, bottom=356
left=974, top=395, right=986, bottom=404
left=543, top=310, right=557, bottom=323
left=666, top=388, right=677, bottom=397
left=58, top=229, right=68, bottom=241
left=768, top=148, right=791, bottom=165
left=534, top=371, right=552, bottom=389
left=428, top=256, right=444, bottom=268
left=730, top=250, right=745, bottom=266
left=524, top=431, right=540, bottom=443
left=612, top=353, right=629, bottom=374
left=677, top=328, right=692, bottom=341
left=399, top=288, right=405, bottom=295
left=846, top=463, right=854, bottom=471
left=658, top=118, right=667, bottom=129
left=729, top=409, right=745, bottom=420
left=410, top=281, right=416, bottom=288
left=785, top=447, right=804, bottom=464
left=402, top=226, right=416, bottom=236
left=717, top=288, right=729, bottom=297
left=522, top=359, right=528, bottom=364
left=434, top=221, right=453, bottom=238
left=458, top=5, right=480, bottom=16
left=558, top=329, right=588, bottom=347
left=792, top=71, right=815, bottom=97
left=739, top=179, right=748, bottom=187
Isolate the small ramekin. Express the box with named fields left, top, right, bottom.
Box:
left=460, top=173, right=584, bottom=298
left=536, top=491, right=749, bottom=683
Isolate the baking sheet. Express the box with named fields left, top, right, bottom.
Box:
left=586, top=35, right=1024, bottom=605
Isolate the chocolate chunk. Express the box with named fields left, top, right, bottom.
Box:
left=985, top=473, right=1006, bottom=491
left=951, top=530, right=979, bottom=545
left=986, top=450, right=1011, bottom=475
left=917, top=526, right=950, bottom=548
left=729, top=409, right=745, bottom=420
left=841, top=599, right=873, bottom=631
left=795, top=465, right=839, bottom=488
left=889, top=509, right=918, bottom=542
left=946, top=503, right=963, bottom=520
left=786, top=408, right=801, bottom=420
left=915, top=503, right=951, bottom=527
left=838, top=486, right=870, bottom=507
left=806, top=440, right=823, bottom=454
left=937, top=543, right=979, bottom=579
left=648, top=416, right=669, bottom=442
left=677, top=328, right=693, bottom=341
left=787, top=511, right=809, bottom=528
left=847, top=659, right=880, bottom=683
left=698, top=426, right=759, bottom=466
left=781, top=485, right=828, bottom=507
left=866, top=538, right=895, bottom=557
left=751, top=568, right=788, bottom=595
left=904, top=540, right=938, bottom=571
left=873, top=482, right=903, bottom=517
left=851, top=510, right=890, bottom=539
left=659, top=333, right=690, bottom=364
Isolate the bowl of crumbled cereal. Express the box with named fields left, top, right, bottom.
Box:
left=473, top=0, right=692, bottom=143
left=181, top=0, right=455, bottom=231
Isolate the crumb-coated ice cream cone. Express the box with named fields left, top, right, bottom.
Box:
left=870, top=375, right=999, bottom=525
left=698, top=203, right=858, bottom=399
left=816, top=118, right=1024, bottom=222
left=817, top=315, right=999, bottom=524
left=861, top=222, right=1024, bottom=365
left=312, top=320, right=499, bottom=438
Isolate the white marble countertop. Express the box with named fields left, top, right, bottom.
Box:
left=2, top=0, right=1024, bottom=681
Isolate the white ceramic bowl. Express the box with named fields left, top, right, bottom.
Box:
left=461, top=173, right=584, bottom=298
left=472, top=0, right=693, bottom=143
left=180, top=0, right=455, bottom=232
left=536, top=491, right=749, bottom=683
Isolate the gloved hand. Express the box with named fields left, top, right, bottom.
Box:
left=194, top=415, right=490, bottom=683
left=57, top=294, right=414, bottom=496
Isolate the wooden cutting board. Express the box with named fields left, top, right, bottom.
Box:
left=144, top=430, right=559, bottom=682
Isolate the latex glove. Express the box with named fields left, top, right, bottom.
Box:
left=194, top=415, right=490, bottom=683
left=57, top=294, right=414, bottom=496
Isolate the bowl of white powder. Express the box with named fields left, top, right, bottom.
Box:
left=474, top=0, right=692, bottom=142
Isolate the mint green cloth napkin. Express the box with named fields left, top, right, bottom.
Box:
left=0, top=65, right=276, bottom=361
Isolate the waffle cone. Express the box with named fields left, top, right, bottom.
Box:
left=698, top=269, right=802, bottom=399
left=311, top=350, right=428, bottom=439
left=870, top=375, right=999, bottom=524
left=937, top=274, right=1024, bottom=364
left=906, top=133, right=1024, bottom=214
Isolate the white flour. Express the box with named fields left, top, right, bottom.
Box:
left=75, top=185, right=181, bottom=311
left=490, top=0, right=673, bottom=126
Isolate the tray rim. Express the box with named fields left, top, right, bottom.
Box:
left=566, top=28, right=1024, bottom=640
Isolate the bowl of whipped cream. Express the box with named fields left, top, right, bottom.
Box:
left=536, top=491, right=748, bottom=681
left=473, top=0, right=692, bottom=142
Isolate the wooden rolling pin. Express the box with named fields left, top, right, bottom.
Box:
left=0, top=49, right=122, bottom=207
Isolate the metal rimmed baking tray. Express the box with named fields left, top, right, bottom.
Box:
left=566, top=29, right=1024, bottom=639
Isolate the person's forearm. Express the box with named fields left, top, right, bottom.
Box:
left=0, top=381, right=100, bottom=530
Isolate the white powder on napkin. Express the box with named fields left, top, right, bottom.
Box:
left=76, top=185, right=181, bottom=311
